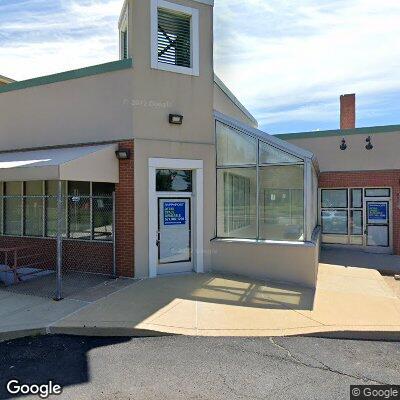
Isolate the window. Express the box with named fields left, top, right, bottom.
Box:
left=259, top=141, right=302, bottom=165
left=0, top=181, right=114, bottom=241
left=322, top=210, right=348, bottom=234
left=216, top=122, right=257, bottom=166
left=92, top=183, right=114, bottom=241
left=151, top=0, right=199, bottom=76
left=156, top=170, right=193, bottom=192
left=321, top=189, right=347, bottom=208
left=24, top=181, right=44, bottom=237
left=68, top=181, right=91, bottom=239
left=259, top=165, right=304, bottom=241
left=4, top=182, right=22, bottom=235
left=119, top=4, right=129, bottom=60
left=217, top=168, right=257, bottom=239
left=216, top=120, right=309, bottom=242
left=365, top=188, right=390, bottom=198
left=46, top=181, right=67, bottom=237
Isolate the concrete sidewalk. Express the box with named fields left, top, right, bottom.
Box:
left=51, top=264, right=400, bottom=339
left=1, top=264, right=400, bottom=341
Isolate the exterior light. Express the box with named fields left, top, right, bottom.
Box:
left=115, top=149, right=131, bottom=160
left=169, top=114, right=183, bottom=125
left=365, top=136, right=373, bottom=150
left=340, top=138, right=347, bottom=151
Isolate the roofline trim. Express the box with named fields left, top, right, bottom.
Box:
left=214, top=74, right=258, bottom=127
left=214, top=111, right=315, bottom=161
left=0, top=59, right=133, bottom=95
left=118, top=0, right=214, bottom=23
left=275, top=124, right=400, bottom=140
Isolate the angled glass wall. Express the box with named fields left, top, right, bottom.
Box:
left=216, top=120, right=317, bottom=242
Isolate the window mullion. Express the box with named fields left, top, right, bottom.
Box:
left=256, top=140, right=260, bottom=240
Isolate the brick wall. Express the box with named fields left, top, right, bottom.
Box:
left=0, top=236, right=113, bottom=274
left=340, top=94, right=356, bottom=130
left=115, top=140, right=135, bottom=277
left=319, top=170, right=400, bottom=255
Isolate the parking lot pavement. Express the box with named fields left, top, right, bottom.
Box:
left=1, top=335, right=399, bottom=400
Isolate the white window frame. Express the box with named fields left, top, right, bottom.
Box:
left=148, top=158, right=204, bottom=277
left=119, top=4, right=129, bottom=60
left=151, top=0, right=200, bottom=76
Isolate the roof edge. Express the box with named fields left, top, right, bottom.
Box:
left=0, top=59, right=133, bottom=95
left=275, top=124, right=400, bottom=140
left=214, top=111, right=315, bottom=161
left=214, top=74, right=258, bottom=127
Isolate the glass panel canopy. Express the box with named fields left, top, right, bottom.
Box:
left=259, top=141, right=302, bottom=164
left=216, top=120, right=314, bottom=242
left=216, top=121, right=257, bottom=166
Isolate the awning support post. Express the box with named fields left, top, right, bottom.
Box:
left=112, top=191, right=117, bottom=279
left=54, top=180, right=63, bottom=301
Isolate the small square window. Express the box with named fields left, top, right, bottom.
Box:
left=151, top=0, right=199, bottom=76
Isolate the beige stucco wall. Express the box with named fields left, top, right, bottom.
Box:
left=0, top=69, right=134, bottom=151
left=211, top=237, right=319, bottom=288
left=134, top=138, right=216, bottom=278
left=213, top=83, right=257, bottom=128
left=127, top=0, right=214, bottom=145
left=284, top=131, right=400, bottom=172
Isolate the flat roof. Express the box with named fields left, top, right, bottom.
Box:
left=275, top=124, right=400, bottom=140
left=0, top=59, right=132, bottom=95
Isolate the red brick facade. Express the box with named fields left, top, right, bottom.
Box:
left=319, top=170, right=400, bottom=255
left=115, top=140, right=135, bottom=277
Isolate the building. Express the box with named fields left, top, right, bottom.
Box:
left=0, top=75, right=14, bottom=86
left=277, top=94, right=400, bottom=256
left=0, top=0, right=320, bottom=290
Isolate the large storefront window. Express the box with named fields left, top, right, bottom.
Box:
left=259, top=165, right=304, bottom=241
left=216, top=120, right=313, bottom=242
left=217, top=168, right=257, bottom=239
left=0, top=181, right=114, bottom=241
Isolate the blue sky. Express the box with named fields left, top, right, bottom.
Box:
left=1, top=0, right=400, bottom=134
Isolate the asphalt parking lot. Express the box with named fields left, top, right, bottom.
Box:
left=1, top=335, right=400, bottom=400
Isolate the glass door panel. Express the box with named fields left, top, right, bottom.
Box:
left=158, top=198, right=191, bottom=265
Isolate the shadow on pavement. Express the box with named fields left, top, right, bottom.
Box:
left=0, top=335, right=132, bottom=399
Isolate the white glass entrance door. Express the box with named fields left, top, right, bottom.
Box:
left=157, top=197, right=193, bottom=273
left=365, top=199, right=391, bottom=252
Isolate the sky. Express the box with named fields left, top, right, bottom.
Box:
left=1, top=0, right=400, bottom=134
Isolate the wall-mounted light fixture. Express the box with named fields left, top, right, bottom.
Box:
left=365, top=136, right=373, bottom=150
left=115, top=149, right=131, bottom=160
left=169, top=114, right=183, bottom=125
left=340, top=138, right=347, bottom=151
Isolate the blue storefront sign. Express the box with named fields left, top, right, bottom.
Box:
left=368, top=203, right=388, bottom=223
left=164, top=202, right=186, bottom=225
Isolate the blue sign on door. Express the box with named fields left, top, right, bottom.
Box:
left=164, top=202, right=186, bottom=225
left=368, top=203, right=388, bottom=222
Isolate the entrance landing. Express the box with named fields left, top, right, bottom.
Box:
left=52, top=264, right=400, bottom=339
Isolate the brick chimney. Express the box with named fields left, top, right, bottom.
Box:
left=340, top=94, right=356, bottom=130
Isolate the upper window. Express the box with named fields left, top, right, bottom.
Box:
left=156, top=170, right=193, bottom=192
left=259, top=141, right=303, bottom=165
left=216, top=122, right=257, bottom=166
left=151, top=0, right=199, bottom=76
